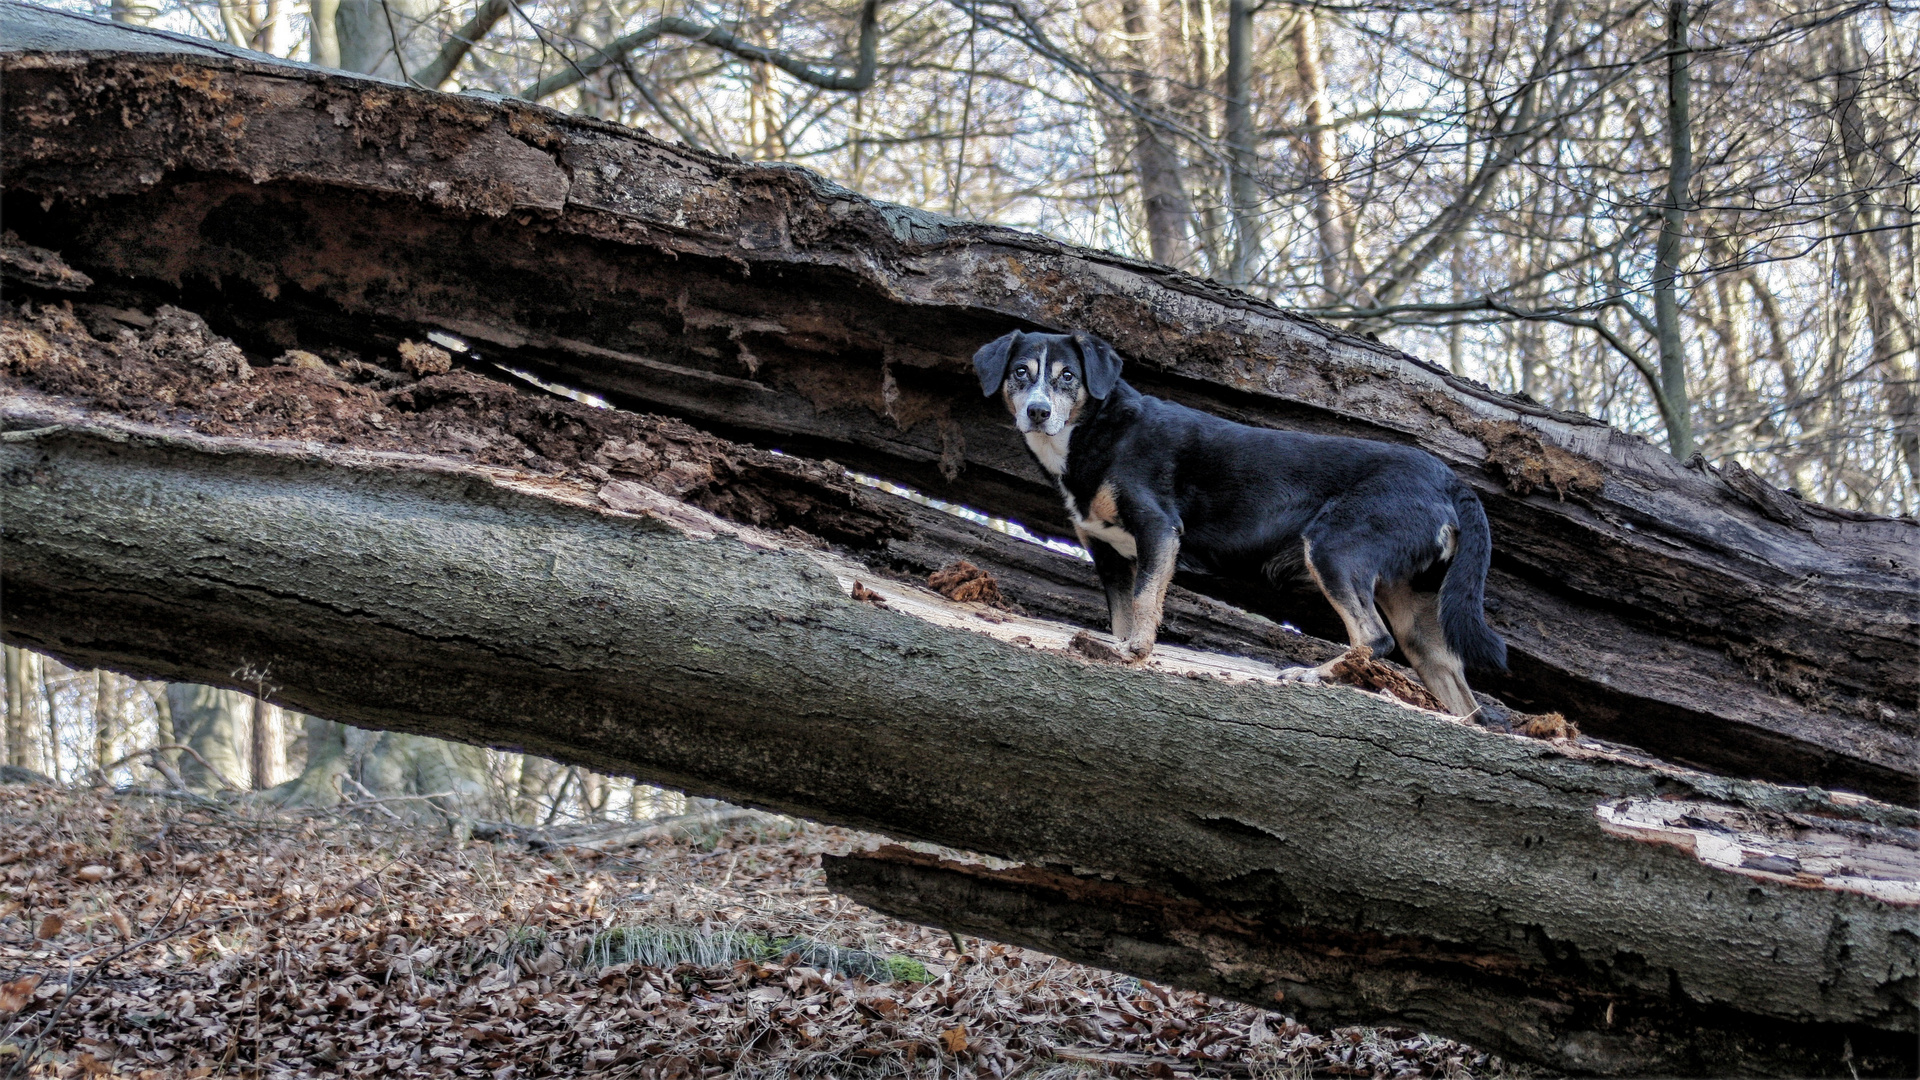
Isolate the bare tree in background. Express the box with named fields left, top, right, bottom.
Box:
left=3, top=646, right=32, bottom=773
left=167, top=683, right=252, bottom=792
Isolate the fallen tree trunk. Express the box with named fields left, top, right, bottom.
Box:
left=0, top=2, right=1914, bottom=803
left=2, top=388, right=1915, bottom=1076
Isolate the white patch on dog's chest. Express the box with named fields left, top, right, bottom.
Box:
left=1024, top=428, right=1073, bottom=477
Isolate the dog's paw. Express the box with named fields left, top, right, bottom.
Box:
left=1120, top=639, right=1156, bottom=665
left=1274, top=665, right=1325, bottom=685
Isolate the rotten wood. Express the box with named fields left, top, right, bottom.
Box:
left=2, top=4, right=1913, bottom=804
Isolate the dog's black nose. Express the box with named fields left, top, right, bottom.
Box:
left=1027, top=403, right=1052, bottom=424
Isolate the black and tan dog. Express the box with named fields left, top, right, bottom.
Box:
left=973, top=329, right=1506, bottom=715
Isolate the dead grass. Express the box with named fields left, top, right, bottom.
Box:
left=0, top=784, right=1508, bottom=1079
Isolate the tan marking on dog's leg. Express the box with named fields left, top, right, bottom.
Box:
left=1378, top=580, right=1477, bottom=715
left=1281, top=538, right=1393, bottom=685
left=1121, top=533, right=1179, bottom=663
left=1302, top=539, right=1390, bottom=653
left=1088, top=483, right=1119, bottom=525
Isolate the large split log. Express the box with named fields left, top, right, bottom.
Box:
left=0, top=2, right=1914, bottom=804
left=2, top=381, right=1916, bottom=1076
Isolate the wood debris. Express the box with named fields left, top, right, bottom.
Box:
left=927, top=560, right=1008, bottom=608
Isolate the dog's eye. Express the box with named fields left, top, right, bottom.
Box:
left=1056, top=371, right=1078, bottom=388
left=1010, top=368, right=1031, bottom=385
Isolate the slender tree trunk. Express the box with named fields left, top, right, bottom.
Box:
left=37, top=652, right=60, bottom=783
left=515, top=754, right=558, bottom=824
left=165, top=683, right=252, bottom=792
left=309, top=0, right=341, bottom=67
left=580, top=770, right=608, bottom=820
left=258, top=0, right=282, bottom=57
left=1292, top=9, right=1351, bottom=303
left=336, top=0, right=437, bottom=82
left=1223, top=0, right=1260, bottom=285
left=3, top=647, right=31, bottom=771
left=1118, top=0, right=1197, bottom=267
left=92, top=670, right=118, bottom=779
left=1652, top=0, right=1694, bottom=459
left=249, top=696, right=273, bottom=789
left=1830, top=23, right=1918, bottom=489
left=143, top=681, right=173, bottom=755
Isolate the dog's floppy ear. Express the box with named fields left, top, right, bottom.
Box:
left=1072, top=331, right=1124, bottom=399
left=973, top=331, right=1021, bottom=396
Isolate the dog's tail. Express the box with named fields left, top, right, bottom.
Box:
left=1441, top=485, right=1508, bottom=674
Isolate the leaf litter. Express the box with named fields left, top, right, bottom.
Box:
left=0, top=785, right=1515, bottom=1079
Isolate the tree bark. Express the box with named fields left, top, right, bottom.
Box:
left=334, top=0, right=436, bottom=83
left=0, top=4, right=1914, bottom=808
left=1222, top=0, right=1260, bottom=285
left=1652, top=0, right=1695, bottom=459
left=164, top=683, right=252, bottom=793
left=1291, top=8, right=1351, bottom=303
left=4, top=645, right=33, bottom=771
left=0, top=404, right=1913, bottom=1078
left=1117, top=0, right=1198, bottom=267
left=93, top=669, right=119, bottom=776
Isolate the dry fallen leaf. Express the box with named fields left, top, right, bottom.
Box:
left=36, top=912, right=64, bottom=939
left=74, top=864, right=109, bottom=883
left=0, top=973, right=42, bottom=1013
left=0, top=783, right=1497, bottom=1079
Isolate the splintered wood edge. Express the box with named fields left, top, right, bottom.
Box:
left=1596, top=798, right=1920, bottom=906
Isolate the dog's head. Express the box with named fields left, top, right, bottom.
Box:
left=972, top=330, right=1124, bottom=437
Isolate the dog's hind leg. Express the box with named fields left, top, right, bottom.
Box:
left=1377, top=579, right=1477, bottom=716
left=1276, top=536, right=1396, bottom=687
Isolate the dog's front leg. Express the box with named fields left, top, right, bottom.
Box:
left=1084, top=537, right=1136, bottom=642
left=1120, top=527, right=1180, bottom=663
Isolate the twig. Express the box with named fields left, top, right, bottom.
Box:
left=333, top=790, right=456, bottom=811
left=100, top=744, right=246, bottom=793
left=568, top=807, right=780, bottom=853
left=341, top=776, right=407, bottom=822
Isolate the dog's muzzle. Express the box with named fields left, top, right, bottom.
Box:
left=1015, top=384, right=1067, bottom=435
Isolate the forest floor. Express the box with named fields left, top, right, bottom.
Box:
left=0, top=783, right=1515, bottom=1079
